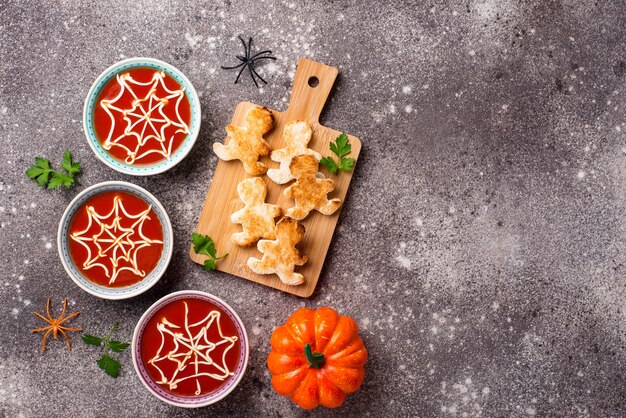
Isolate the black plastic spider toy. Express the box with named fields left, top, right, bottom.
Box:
left=221, top=36, right=277, bottom=88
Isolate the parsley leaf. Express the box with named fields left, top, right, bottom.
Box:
left=192, top=232, right=227, bottom=271
left=320, top=156, right=339, bottom=174
left=48, top=172, right=75, bottom=190
left=330, top=133, right=351, bottom=159
left=82, top=334, right=103, bottom=346
left=339, top=157, right=355, bottom=172
left=192, top=232, right=217, bottom=258
left=108, top=340, right=130, bottom=353
left=83, top=322, right=129, bottom=378
left=320, top=157, right=339, bottom=174
left=25, top=150, right=81, bottom=190
left=204, top=258, right=217, bottom=271
left=97, top=354, right=121, bottom=378
left=320, top=133, right=355, bottom=174
left=61, top=150, right=81, bottom=176
left=26, top=157, right=52, bottom=187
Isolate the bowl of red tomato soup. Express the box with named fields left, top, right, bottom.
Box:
left=83, top=57, right=201, bottom=175
left=132, top=291, right=249, bottom=408
left=57, top=181, right=173, bottom=299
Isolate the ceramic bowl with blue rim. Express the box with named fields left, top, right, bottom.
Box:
left=83, top=57, right=201, bottom=176
left=132, top=290, right=250, bottom=408
left=57, top=181, right=173, bottom=300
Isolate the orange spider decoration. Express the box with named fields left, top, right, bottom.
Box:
left=32, top=298, right=82, bottom=352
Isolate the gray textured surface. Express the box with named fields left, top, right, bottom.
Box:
left=1, top=0, right=625, bottom=417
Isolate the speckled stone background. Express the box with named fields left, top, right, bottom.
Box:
left=1, top=0, right=625, bottom=417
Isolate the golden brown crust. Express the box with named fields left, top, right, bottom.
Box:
left=267, top=121, right=322, bottom=184
left=284, top=155, right=342, bottom=220
left=231, top=177, right=282, bottom=246
left=213, top=106, right=274, bottom=175
left=247, top=217, right=307, bottom=285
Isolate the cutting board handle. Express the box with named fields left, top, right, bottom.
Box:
left=286, top=58, right=339, bottom=124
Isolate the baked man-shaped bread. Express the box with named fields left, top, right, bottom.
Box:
left=213, top=106, right=273, bottom=175
left=267, top=121, right=322, bottom=184
left=231, top=177, right=282, bottom=246
left=247, top=217, right=308, bottom=285
left=283, top=155, right=342, bottom=220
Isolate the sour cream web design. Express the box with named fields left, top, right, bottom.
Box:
left=149, top=302, right=239, bottom=396
left=70, top=195, right=164, bottom=284
left=100, top=70, right=190, bottom=164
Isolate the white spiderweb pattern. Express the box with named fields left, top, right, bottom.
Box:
left=149, top=301, right=239, bottom=396
left=70, top=195, right=164, bottom=284
left=100, top=70, right=190, bottom=164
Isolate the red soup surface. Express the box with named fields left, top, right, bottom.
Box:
left=93, top=67, right=192, bottom=165
left=68, top=190, right=164, bottom=287
left=141, top=298, right=242, bottom=397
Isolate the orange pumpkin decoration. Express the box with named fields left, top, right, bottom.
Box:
left=267, top=307, right=368, bottom=409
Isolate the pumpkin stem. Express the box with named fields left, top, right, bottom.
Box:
left=304, top=343, right=325, bottom=368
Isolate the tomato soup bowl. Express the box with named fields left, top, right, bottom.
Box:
left=132, top=290, right=249, bottom=408
left=83, top=57, right=201, bottom=175
left=57, top=181, right=173, bottom=300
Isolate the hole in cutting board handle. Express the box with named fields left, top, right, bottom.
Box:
left=308, top=76, right=319, bottom=87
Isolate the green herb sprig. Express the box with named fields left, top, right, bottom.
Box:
left=26, top=150, right=81, bottom=189
left=82, top=322, right=129, bottom=378
left=320, top=133, right=355, bottom=174
left=192, top=232, right=228, bottom=271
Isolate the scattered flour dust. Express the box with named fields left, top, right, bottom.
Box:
left=520, top=332, right=548, bottom=363
left=184, top=32, right=203, bottom=48
left=395, top=255, right=412, bottom=270
left=261, top=61, right=281, bottom=76
left=429, top=311, right=458, bottom=340
left=471, top=0, right=520, bottom=25
left=0, top=357, right=32, bottom=413
left=395, top=242, right=413, bottom=270
left=360, top=317, right=371, bottom=330
left=440, top=378, right=488, bottom=416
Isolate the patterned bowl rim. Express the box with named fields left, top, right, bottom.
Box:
left=131, top=290, right=250, bottom=408
left=82, top=57, right=201, bottom=176
left=56, top=181, right=173, bottom=300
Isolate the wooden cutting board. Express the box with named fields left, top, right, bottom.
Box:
left=190, top=58, right=361, bottom=297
